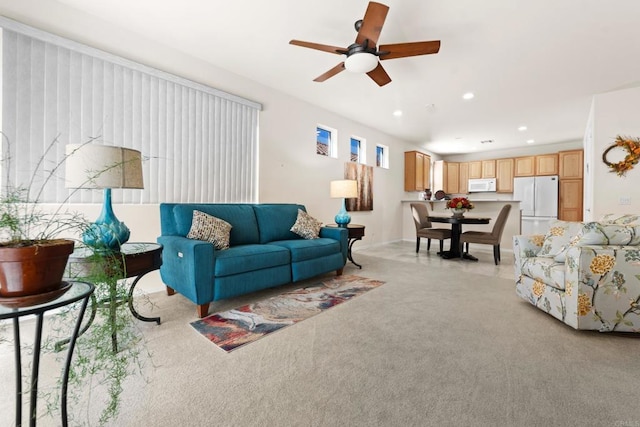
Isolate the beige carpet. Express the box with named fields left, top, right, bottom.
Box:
left=2, top=241, right=639, bottom=426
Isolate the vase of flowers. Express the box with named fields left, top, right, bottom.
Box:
left=446, top=197, right=474, bottom=218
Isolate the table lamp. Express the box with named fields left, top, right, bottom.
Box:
left=330, top=179, right=358, bottom=227
left=65, top=144, right=144, bottom=252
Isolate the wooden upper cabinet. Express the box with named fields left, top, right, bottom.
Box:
left=404, top=151, right=431, bottom=191
left=459, top=162, right=469, bottom=194
left=468, top=161, right=482, bottom=179
left=559, top=149, right=584, bottom=179
left=514, top=156, right=535, bottom=177
left=481, top=160, right=496, bottom=178
left=535, top=154, right=559, bottom=176
left=444, top=162, right=460, bottom=194
left=496, top=158, right=514, bottom=193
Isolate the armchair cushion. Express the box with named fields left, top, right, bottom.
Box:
left=537, top=220, right=582, bottom=262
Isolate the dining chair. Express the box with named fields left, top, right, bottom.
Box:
left=459, top=204, right=512, bottom=265
left=410, top=203, right=452, bottom=253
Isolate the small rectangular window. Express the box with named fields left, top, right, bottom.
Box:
left=350, top=136, right=366, bottom=164
left=317, top=125, right=337, bottom=158
left=376, top=144, right=389, bottom=169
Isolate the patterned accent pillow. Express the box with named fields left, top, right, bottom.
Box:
left=186, top=210, right=232, bottom=250
left=290, top=209, right=322, bottom=239
left=537, top=220, right=583, bottom=260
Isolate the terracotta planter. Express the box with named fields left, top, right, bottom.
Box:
left=0, top=239, right=75, bottom=298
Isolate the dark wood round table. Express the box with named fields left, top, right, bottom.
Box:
left=428, top=215, right=491, bottom=261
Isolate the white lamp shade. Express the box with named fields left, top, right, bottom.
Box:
left=344, top=53, right=378, bottom=73
left=65, top=144, right=144, bottom=189
left=330, top=180, right=358, bottom=198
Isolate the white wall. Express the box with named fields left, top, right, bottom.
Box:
left=587, top=86, right=640, bottom=219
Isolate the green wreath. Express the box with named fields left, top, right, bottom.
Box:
left=602, top=135, right=640, bottom=177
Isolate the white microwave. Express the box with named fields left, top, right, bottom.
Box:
left=468, top=178, right=497, bottom=193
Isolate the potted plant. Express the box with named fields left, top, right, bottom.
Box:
left=0, top=133, right=151, bottom=425
left=0, top=134, right=89, bottom=300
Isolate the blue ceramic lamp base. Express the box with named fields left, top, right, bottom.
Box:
left=334, top=198, right=351, bottom=227
left=82, top=188, right=130, bottom=252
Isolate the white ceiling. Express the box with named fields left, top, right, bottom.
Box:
left=56, top=0, right=640, bottom=155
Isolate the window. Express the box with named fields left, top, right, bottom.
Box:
left=0, top=20, right=261, bottom=204
left=316, top=125, right=337, bottom=158
left=350, top=136, right=366, bottom=164
left=376, top=144, right=389, bottom=168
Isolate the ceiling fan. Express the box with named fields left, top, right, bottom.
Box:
left=289, top=1, right=440, bottom=87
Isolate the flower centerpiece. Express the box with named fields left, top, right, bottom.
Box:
left=446, top=197, right=474, bottom=218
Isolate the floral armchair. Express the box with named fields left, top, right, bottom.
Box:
left=514, top=214, right=640, bottom=332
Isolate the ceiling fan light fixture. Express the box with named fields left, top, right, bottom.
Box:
left=344, top=52, right=378, bottom=73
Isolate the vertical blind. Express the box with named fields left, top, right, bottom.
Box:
left=0, top=19, right=261, bottom=204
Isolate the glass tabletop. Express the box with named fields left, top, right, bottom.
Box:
left=0, top=281, right=94, bottom=318
left=69, top=242, right=162, bottom=259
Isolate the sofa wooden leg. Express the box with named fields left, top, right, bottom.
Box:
left=166, top=285, right=176, bottom=296
left=416, top=238, right=420, bottom=253
left=427, top=238, right=431, bottom=251
left=197, top=303, right=210, bottom=318
left=337, top=268, right=344, bottom=276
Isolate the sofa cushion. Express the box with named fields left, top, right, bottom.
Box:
left=174, top=204, right=259, bottom=245
left=186, top=210, right=232, bottom=249
left=520, top=257, right=566, bottom=290
left=214, top=244, right=290, bottom=277
left=537, top=220, right=583, bottom=261
left=253, top=204, right=306, bottom=244
left=290, top=209, right=322, bottom=239
left=269, top=238, right=341, bottom=262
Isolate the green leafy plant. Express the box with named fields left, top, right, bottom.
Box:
left=0, top=133, right=152, bottom=425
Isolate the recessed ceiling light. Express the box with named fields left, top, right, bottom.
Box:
left=526, top=139, right=535, bottom=144
left=518, top=126, right=527, bottom=131
left=393, top=110, right=403, bottom=117
left=462, top=92, right=475, bottom=100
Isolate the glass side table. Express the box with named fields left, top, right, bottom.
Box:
left=0, top=281, right=94, bottom=427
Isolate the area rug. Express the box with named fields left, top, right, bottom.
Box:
left=190, top=275, right=384, bottom=352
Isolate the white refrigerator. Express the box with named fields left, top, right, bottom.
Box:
left=513, top=176, right=559, bottom=235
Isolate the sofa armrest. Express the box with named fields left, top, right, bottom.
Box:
left=156, top=235, right=215, bottom=304
left=564, top=245, right=640, bottom=331
left=319, top=226, right=349, bottom=262
left=513, top=234, right=544, bottom=280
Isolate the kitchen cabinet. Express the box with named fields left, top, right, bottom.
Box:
left=404, top=151, right=431, bottom=191
left=468, top=161, right=482, bottom=179
left=459, top=162, right=469, bottom=194
left=496, top=158, right=514, bottom=193
left=559, top=179, right=583, bottom=221
left=535, top=154, right=559, bottom=176
left=559, top=149, right=583, bottom=179
left=514, top=156, right=535, bottom=177
left=444, top=162, right=460, bottom=194
left=482, top=160, right=496, bottom=178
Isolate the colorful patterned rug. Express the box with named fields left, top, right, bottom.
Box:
left=190, top=275, right=384, bottom=352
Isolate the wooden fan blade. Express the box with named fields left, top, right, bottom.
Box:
left=366, top=63, right=391, bottom=87
left=378, top=41, right=441, bottom=60
left=314, top=63, right=346, bottom=82
left=355, top=2, right=389, bottom=47
left=289, top=40, right=346, bottom=55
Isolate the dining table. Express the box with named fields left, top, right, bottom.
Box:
left=428, top=215, right=491, bottom=261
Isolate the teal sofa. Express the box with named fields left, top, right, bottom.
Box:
left=158, top=203, right=348, bottom=317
